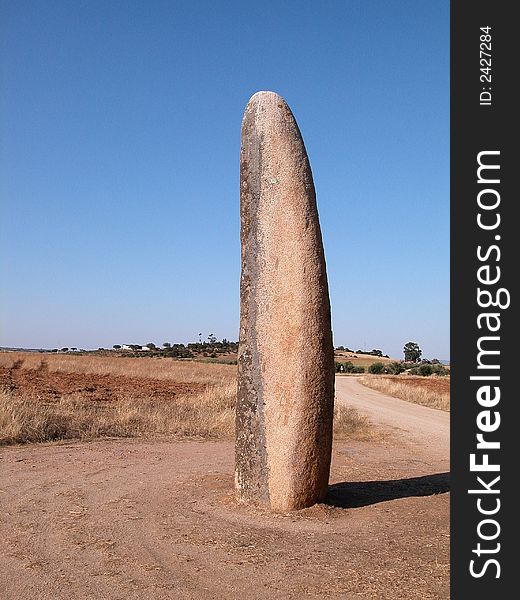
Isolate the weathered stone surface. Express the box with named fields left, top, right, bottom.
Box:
left=235, top=91, right=335, bottom=512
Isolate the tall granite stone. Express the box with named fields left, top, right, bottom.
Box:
left=236, top=91, right=335, bottom=512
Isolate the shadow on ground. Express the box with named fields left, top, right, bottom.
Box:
left=327, top=472, right=450, bottom=509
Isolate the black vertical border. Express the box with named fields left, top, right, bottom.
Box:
left=451, top=1, right=515, bottom=596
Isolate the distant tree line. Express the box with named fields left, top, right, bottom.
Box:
left=366, top=361, right=448, bottom=376
left=335, top=341, right=440, bottom=364
left=42, top=335, right=239, bottom=361
left=335, top=346, right=389, bottom=358
left=335, top=361, right=366, bottom=374
left=110, top=336, right=239, bottom=361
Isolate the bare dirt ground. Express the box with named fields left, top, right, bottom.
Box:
left=336, top=377, right=450, bottom=460
left=0, top=375, right=449, bottom=600
left=0, top=362, right=204, bottom=404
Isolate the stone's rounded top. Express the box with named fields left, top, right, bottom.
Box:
left=242, top=91, right=297, bottom=136
left=247, top=90, right=285, bottom=104
left=245, top=91, right=289, bottom=113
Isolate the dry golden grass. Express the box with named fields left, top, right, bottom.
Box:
left=0, top=352, right=375, bottom=445
left=0, top=382, right=236, bottom=445
left=334, top=352, right=396, bottom=368
left=0, top=351, right=236, bottom=385
left=0, top=383, right=374, bottom=446
left=358, top=375, right=450, bottom=412
left=333, top=403, right=379, bottom=442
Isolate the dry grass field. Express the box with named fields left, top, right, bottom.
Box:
left=358, top=375, right=450, bottom=411
left=334, top=351, right=396, bottom=368
left=0, top=351, right=370, bottom=446
left=0, top=351, right=236, bottom=384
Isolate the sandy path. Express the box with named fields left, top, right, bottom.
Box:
left=0, top=380, right=450, bottom=600
left=336, top=376, right=449, bottom=466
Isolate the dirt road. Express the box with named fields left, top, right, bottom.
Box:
left=336, top=376, right=450, bottom=466
left=0, top=377, right=450, bottom=600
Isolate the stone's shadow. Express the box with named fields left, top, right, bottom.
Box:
left=326, top=472, right=450, bottom=509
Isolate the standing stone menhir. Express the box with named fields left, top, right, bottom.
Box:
left=236, top=91, right=335, bottom=512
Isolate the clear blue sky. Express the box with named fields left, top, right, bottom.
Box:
left=0, top=0, right=449, bottom=360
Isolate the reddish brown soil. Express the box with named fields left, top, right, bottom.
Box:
left=0, top=363, right=204, bottom=404
left=381, top=376, right=450, bottom=395
left=0, top=362, right=449, bottom=598
left=0, top=439, right=449, bottom=600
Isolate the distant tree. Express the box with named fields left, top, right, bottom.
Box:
left=417, top=364, right=433, bottom=376
left=387, top=361, right=405, bottom=375
left=61, top=347, right=69, bottom=352
left=198, top=333, right=202, bottom=344
left=335, top=361, right=355, bottom=373
left=403, top=341, right=422, bottom=363
left=207, top=333, right=217, bottom=345
left=113, top=344, right=121, bottom=350
left=163, top=342, right=171, bottom=348
left=71, top=347, right=77, bottom=352
left=146, top=343, right=156, bottom=350
left=368, top=362, right=386, bottom=374
left=431, top=364, right=449, bottom=376
left=431, top=358, right=440, bottom=364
